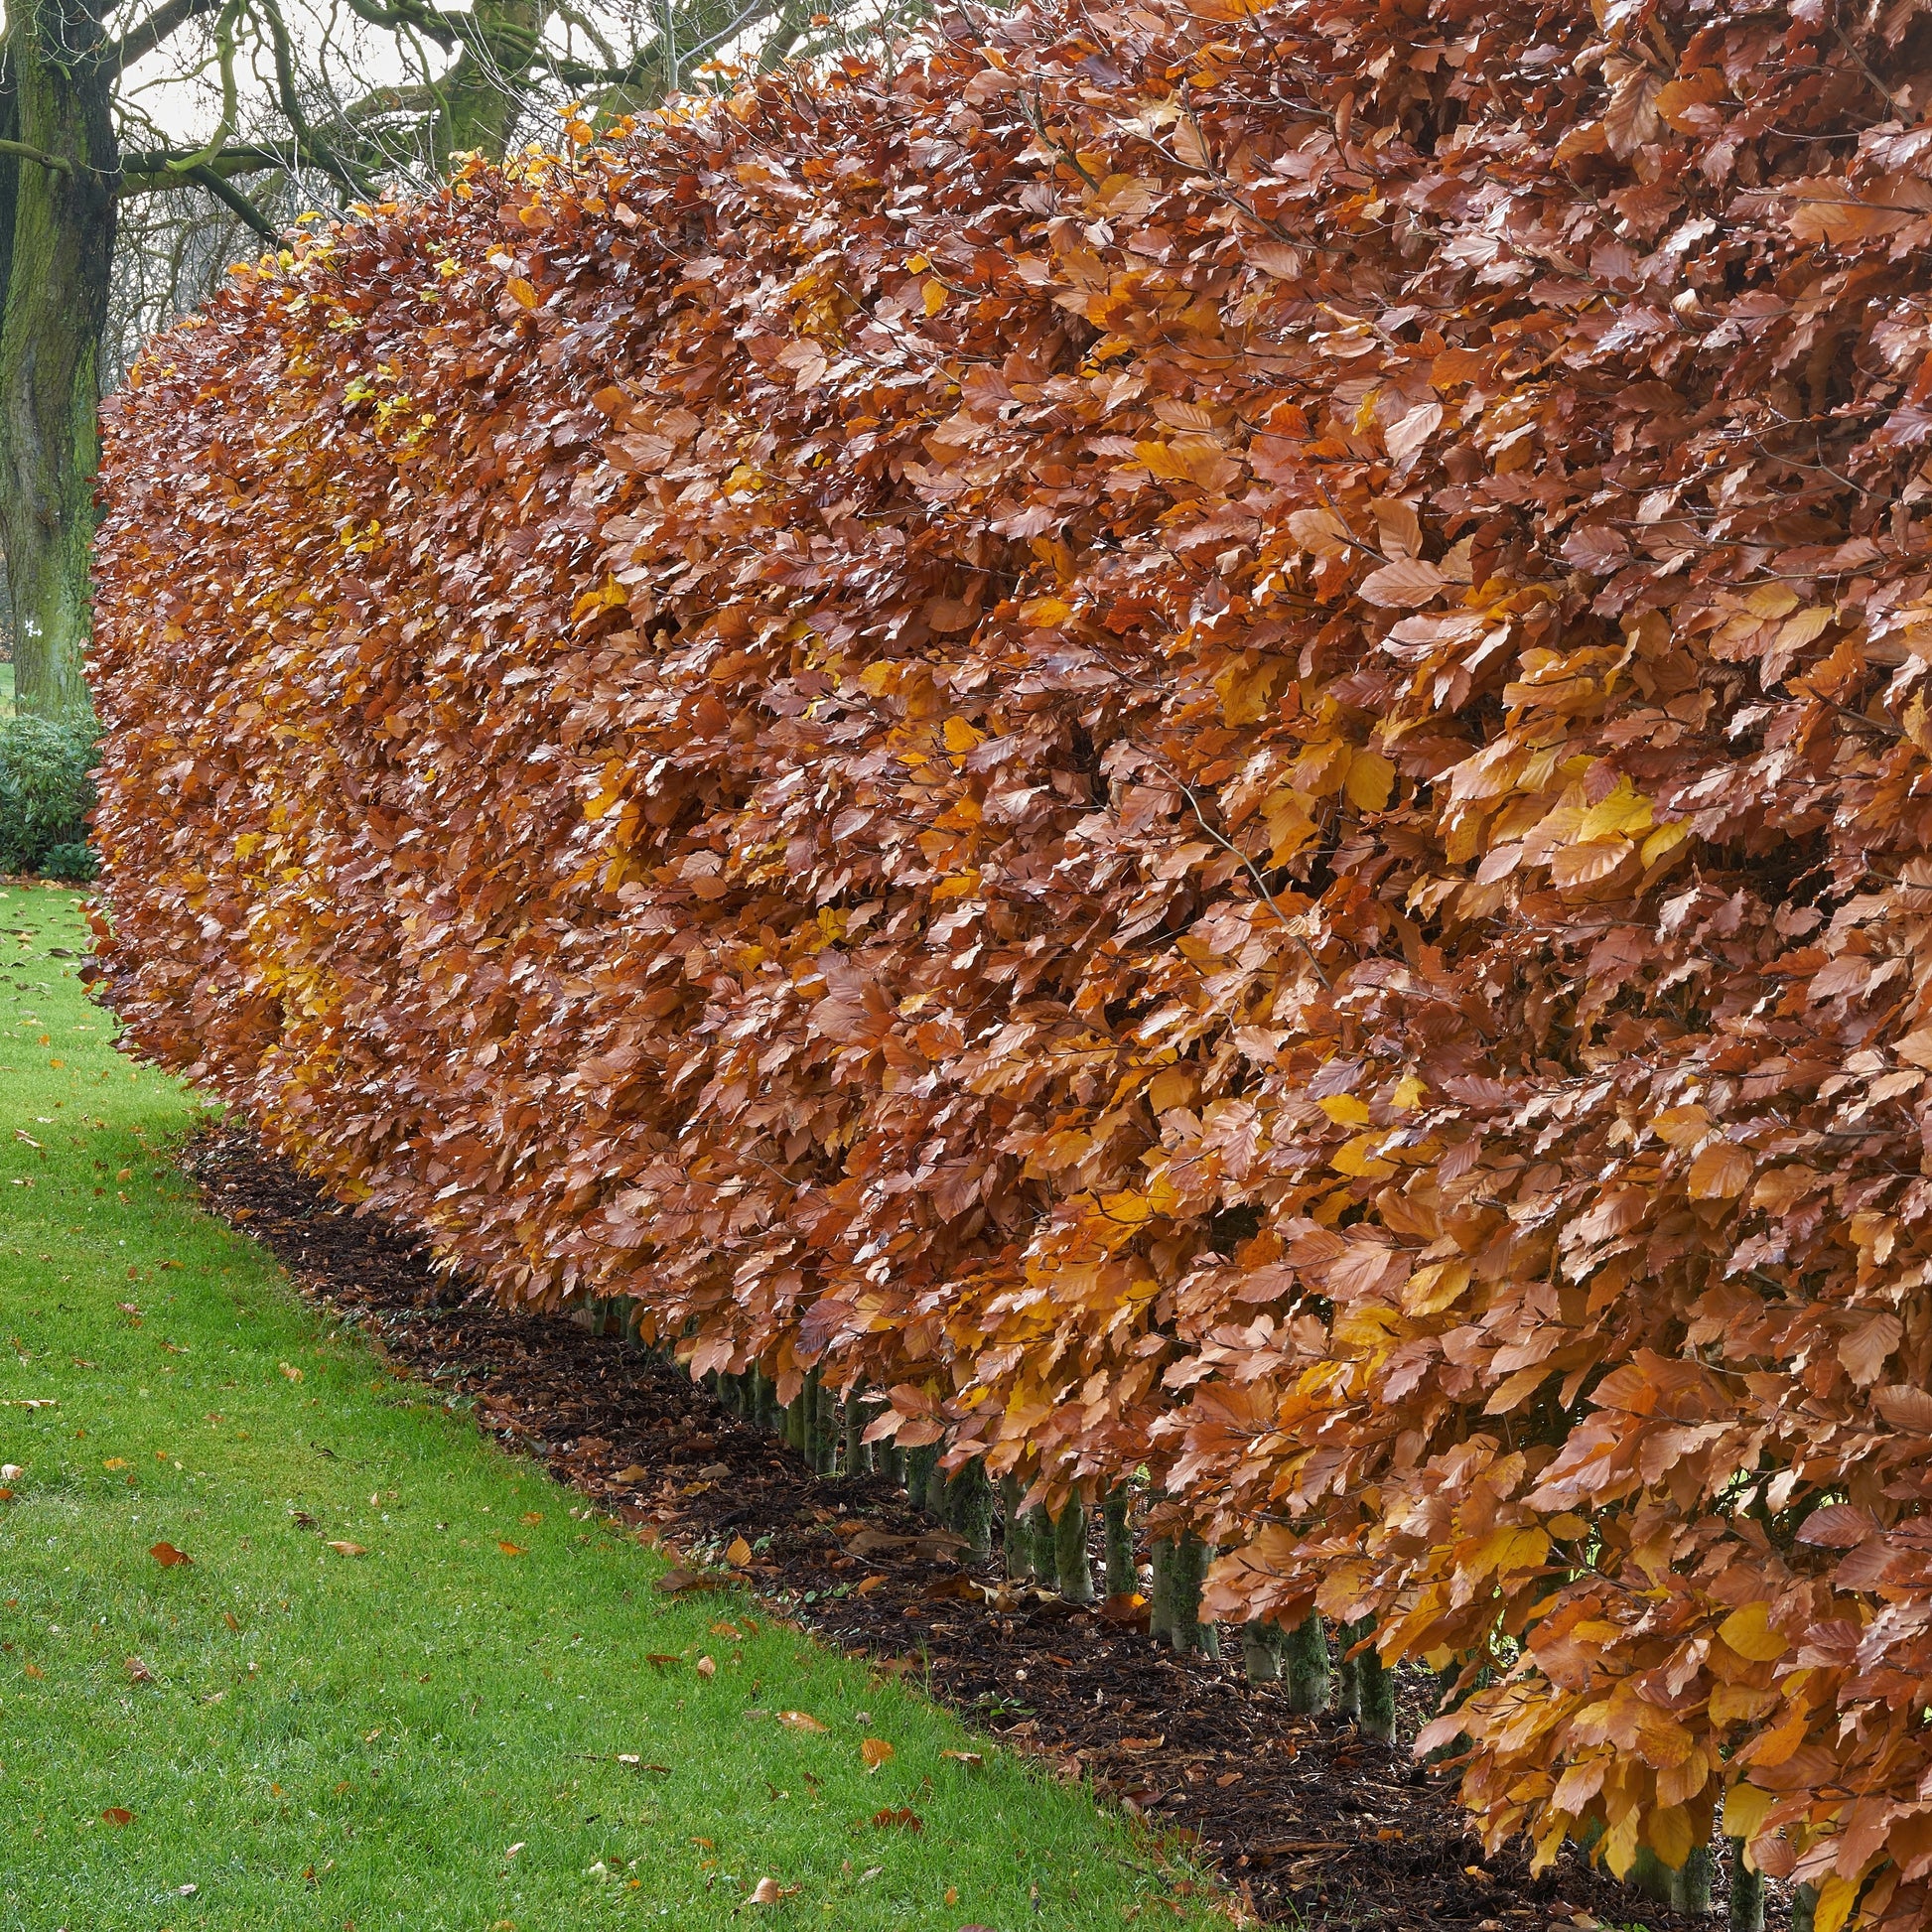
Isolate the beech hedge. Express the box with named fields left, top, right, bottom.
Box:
left=93, top=0, right=1932, bottom=1918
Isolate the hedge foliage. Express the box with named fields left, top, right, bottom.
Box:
left=92, top=0, right=1932, bottom=1918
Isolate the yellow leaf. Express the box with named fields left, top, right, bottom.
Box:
left=778, top=1711, right=828, bottom=1732
left=1722, top=1781, right=1774, bottom=1848
left=1640, top=820, right=1690, bottom=869
left=942, top=716, right=983, bottom=755
left=1402, top=1260, right=1469, bottom=1317
left=861, top=1737, right=895, bottom=1772
left=497, top=1540, right=526, bottom=1557
left=1465, top=1524, right=1550, bottom=1579
left=1329, top=1133, right=1395, bottom=1178
left=922, top=280, right=947, bottom=317
left=1391, top=1073, right=1427, bottom=1110
left=1317, top=1094, right=1372, bottom=1126
left=1815, top=1874, right=1862, bottom=1932
left=570, top=579, right=627, bottom=623
left=1148, top=1067, right=1196, bottom=1114
left=1578, top=778, right=1653, bottom=842
left=506, top=277, right=539, bottom=308
left=1744, top=584, right=1800, bottom=621
left=1098, top=1190, right=1153, bottom=1227
left=1717, top=1601, right=1787, bottom=1663
left=1018, top=594, right=1072, bottom=626
left=1343, top=750, right=1395, bottom=812
left=1689, top=1142, right=1752, bottom=1200
left=1644, top=1804, right=1693, bottom=1870
left=1213, top=656, right=1278, bottom=726
left=326, top=1540, right=366, bottom=1558
left=727, top=1536, right=753, bottom=1567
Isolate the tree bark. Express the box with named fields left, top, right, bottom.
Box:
left=428, top=0, right=546, bottom=172
left=0, top=0, right=118, bottom=720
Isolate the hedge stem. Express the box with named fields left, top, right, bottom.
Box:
left=1101, top=1485, right=1137, bottom=1598
left=1283, top=1612, right=1330, bottom=1713
left=1728, top=1841, right=1764, bottom=1932
left=905, top=1443, right=939, bottom=1513
left=1001, top=1474, right=1034, bottom=1580
left=946, top=1456, right=994, bottom=1558
left=1240, top=1619, right=1284, bottom=1684
left=1353, top=1617, right=1394, bottom=1741
left=1052, top=1500, right=1094, bottom=1603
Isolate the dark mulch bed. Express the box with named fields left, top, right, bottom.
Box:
left=184, top=1126, right=1749, bottom=1931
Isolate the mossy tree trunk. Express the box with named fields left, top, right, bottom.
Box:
left=0, top=0, right=117, bottom=722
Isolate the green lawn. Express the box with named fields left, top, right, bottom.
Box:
left=0, top=884, right=1215, bottom=1930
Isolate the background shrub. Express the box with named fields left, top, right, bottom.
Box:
left=0, top=716, right=96, bottom=877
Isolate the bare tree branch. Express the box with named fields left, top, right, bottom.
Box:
left=0, top=138, right=76, bottom=179
left=184, top=160, right=278, bottom=236
left=109, top=0, right=224, bottom=73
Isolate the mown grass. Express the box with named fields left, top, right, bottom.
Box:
left=0, top=884, right=1218, bottom=1930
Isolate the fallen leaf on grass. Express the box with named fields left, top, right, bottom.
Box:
left=278, top=1362, right=303, bottom=1383
left=644, top=1653, right=681, bottom=1670
left=653, top=1567, right=722, bottom=1594
left=860, top=1737, right=895, bottom=1772
left=22, top=1661, right=44, bottom=1679
left=871, top=1806, right=922, bottom=1832
left=520, top=1511, right=542, bottom=1525
left=101, top=1808, right=133, bottom=1827
left=941, top=1749, right=983, bottom=1769
left=327, top=1541, right=367, bottom=1558
left=777, top=1710, right=828, bottom=1733
left=125, top=1656, right=154, bottom=1684
left=695, top=1655, right=717, bottom=1679
left=747, top=1877, right=792, bottom=1905
left=102, top=1457, right=128, bottom=1470
left=497, top=1541, right=526, bottom=1557
left=710, top=1620, right=743, bottom=1639
left=149, top=1541, right=192, bottom=1567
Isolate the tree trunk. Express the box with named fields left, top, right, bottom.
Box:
left=428, top=0, right=546, bottom=171
left=0, top=0, right=118, bottom=720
